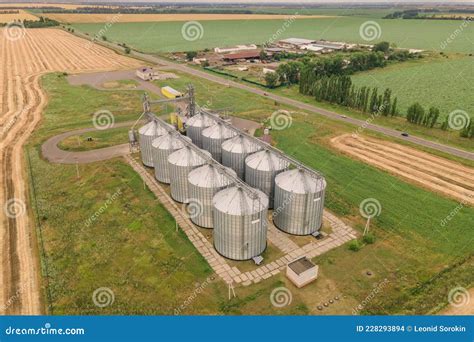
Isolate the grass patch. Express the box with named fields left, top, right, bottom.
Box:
left=58, top=127, right=129, bottom=152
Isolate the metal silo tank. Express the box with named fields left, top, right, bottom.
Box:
left=185, top=113, right=216, bottom=148
left=213, top=186, right=269, bottom=260
left=187, top=164, right=236, bottom=228
left=168, top=146, right=211, bottom=203
left=138, top=120, right=168, bottom=167
left=201, top=123, right=237, bottom=162
left=244, top=150, right=290, bottom=209
left=273, top=169, right=327, bottom=235
left=221, top=134, right=262, bottom=180
left=152, top=133, right=192, bottom=184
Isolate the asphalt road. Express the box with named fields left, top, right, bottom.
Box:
left=76, top=32, right=474, bottom=162
left=42, top=121, right=137, bottom=164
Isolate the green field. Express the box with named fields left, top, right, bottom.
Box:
left=73, top=17, right=473, bottom=53
left=352, top=54, right=474, bottom=119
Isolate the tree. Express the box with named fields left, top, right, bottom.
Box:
left=264, top=72, right=279, bottom=88
left=390, top=97, right=398, bottom=116
left=373, top=41, right=390, bottom=54
left=185, top=51, right=198, bottom=61
left=101, top=35, right=107, bottom=41
left=124, top=46, right=131, bottom=54
left=259, top=50, right=268, bottom=61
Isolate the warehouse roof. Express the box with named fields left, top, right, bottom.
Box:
left=223, top=50, right=261, bottom=60
left=279, top=38, right=315, bottom=46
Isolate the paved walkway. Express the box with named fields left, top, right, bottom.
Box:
left=125, top=155, right=357, bottom=287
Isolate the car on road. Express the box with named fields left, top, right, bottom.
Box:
left=401, top=132, right=409, bottom=137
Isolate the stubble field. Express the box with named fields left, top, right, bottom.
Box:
left=0, top=27, right=140, bottom=315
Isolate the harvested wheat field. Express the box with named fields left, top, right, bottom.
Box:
left=0, top=9, right=38, bottom=23
left=44, top=13, right=333, bottom=23
left=0, top=28, right=140, bottom=315
left=331, top=134, right=474, bottom=206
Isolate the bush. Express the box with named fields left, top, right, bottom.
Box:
left=185, top=51, right=198, bottom=61
left=348, top=240, right=362, bottom=252
left=124, top=47, right=131, bottom=54
left=362, top=233, right=376, bottom=244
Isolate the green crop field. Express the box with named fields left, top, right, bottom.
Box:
left=352, top=54, right=474, bottom=119
left=73, top=17, right=473, bottom=53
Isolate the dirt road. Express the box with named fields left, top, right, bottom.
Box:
left=0, top=28, right=140, bottom=315
left=331, top=134, right=474, bottom=206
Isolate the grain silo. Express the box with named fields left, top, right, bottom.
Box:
left=151, top=133, right=191, bottom=184
left=201, top=123, right=237, bottom=162
left=245, top=150, right=290, bottom=208
left=138, top=120, right=168, bottom=167
left=185, top=113, right=216, bottom=148
left=187, top=164, right=236, bottom=228
left=213, top=186, right=269, bottom=260
left=221, top=134, right=262, bottom=179
left=168, top=146, right=211, bottom=203
left=273, top=169, right=326, bottom=235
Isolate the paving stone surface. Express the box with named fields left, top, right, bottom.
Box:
left=126, top=156, right=357, bottom=288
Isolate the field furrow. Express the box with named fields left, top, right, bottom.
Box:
left=331, top=134, right=474, bottom=206
left=0, top=27, right=141, bottom=315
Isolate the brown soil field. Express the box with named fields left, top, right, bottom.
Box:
left=0, top=9, right=38, bottom=23
left=0, top=28, right=140, bottom=315
left=44, top=13, right=335, bottom=23
left=331, top=134, right=474, bottom=206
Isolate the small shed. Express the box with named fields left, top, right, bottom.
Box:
left=136, top=67, right=154, bottom=81
left=286, top=257, right=318, bottom=288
